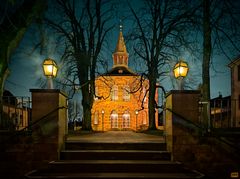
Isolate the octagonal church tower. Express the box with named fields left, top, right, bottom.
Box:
left=91, top=27, right=159, bottom=131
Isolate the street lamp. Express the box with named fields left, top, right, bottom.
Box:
left=42, top=58, right=58, bottom=89
left=173, top=60, right=189, bottom=90
left=101, top=110, right=105, bottom=132
left=135, top=110, right=138, bottom=131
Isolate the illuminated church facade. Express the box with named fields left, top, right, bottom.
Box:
left=91, top=29, right=158, bottom=131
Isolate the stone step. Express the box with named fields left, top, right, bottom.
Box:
left=26, top=160, right=205, bottom=179
left=26, top=172, right=205, bottom=179
left=65, top=141, right=167, bottom=151
left=60, top=150, right=171, bottom=160
left=32, top=160, right=193, bottom=173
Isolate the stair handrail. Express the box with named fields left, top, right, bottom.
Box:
left=165, top=107, right=205, bottom=135
left=165, top=107, right=240, bottom=155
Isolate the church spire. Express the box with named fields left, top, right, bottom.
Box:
left=112, top=23, right=129, bottom=68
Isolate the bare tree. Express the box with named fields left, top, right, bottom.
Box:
left=0, top=0, right=46, bottom=124
left=200, top=0, right=240, bottom=129
left=45, top=0, right=114, bottom=130
left=127, top=0, right=199, bottom=130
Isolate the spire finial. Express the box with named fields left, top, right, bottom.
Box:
left=119, top=19, right=123, bottom=32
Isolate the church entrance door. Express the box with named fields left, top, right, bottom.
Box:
left=122, top=112, right=130, bottom=129
left=110, top=110, right=118, bottom=129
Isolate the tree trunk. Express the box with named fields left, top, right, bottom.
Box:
left=148, top=76, right=157, bottom=130
left=77, top=55, right=93, bottom=131
left=202, top=0, right=211, bottom=130
left=81, top=85, right=92, bottom=130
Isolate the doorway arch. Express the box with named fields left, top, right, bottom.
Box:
left=110, top=110, right=118, bottom=129
left=122, top=110, right=130, bottom=129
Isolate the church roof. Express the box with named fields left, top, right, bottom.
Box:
left=105, top=66, right=137, bottom=76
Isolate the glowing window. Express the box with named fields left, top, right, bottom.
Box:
left=123, top=85, right=130, bottom=101
left=94, top=111, right=99, bottom=125
left=111, top=85, right=118, bottom=101
left=142, top=112, right=147, bottom=125
left=94, top=87, right=98, bottom=100
left=143, top=87, right=147, bottom=102
left=122, top=110, right=130, bottom=128
left=110, top=110, right=118, bottom=128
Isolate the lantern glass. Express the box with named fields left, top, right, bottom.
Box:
left=173, top=60, right=189, bottom=78
left=42, top=58, right=58, bottom=78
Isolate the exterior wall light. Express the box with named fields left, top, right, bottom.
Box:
left=42, top=58, right=58, bottom=89
left=101, top=110, right=105, bottom=132
left=135, top=110, right=138, bottom=131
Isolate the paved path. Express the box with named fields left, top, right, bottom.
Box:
left=66, top=131, right=165, bottom=143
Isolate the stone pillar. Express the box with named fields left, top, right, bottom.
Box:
left=30, top=89, right=68, bottom=159
left=165, top=90, right=200, bottom=159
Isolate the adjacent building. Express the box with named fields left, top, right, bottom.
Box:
left=210, top=94, right=231, bottom=128
left=1, top=90, right=31, bottom=130
left=228, top=56, right=240, bottom=127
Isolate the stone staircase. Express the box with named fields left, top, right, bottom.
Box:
left=25, top=132, right=205, bottom=179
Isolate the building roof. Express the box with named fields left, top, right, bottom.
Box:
left=210, top=95, right=231, bottom=108
left=105, top=66, right=137, bottom=76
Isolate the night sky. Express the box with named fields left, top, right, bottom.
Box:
left=3, top=0, right=238, bottom=99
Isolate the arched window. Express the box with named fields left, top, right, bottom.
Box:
left=119, top=56, right=123, bottom=64
left=94, top=111, right=99, bottom=125
left=111, top=85, right=118, bottom=101
left=123, top=85, right=130, bottom=101
left=122, top=110, right=130, bottom=128
left=143, top=87, right=147, bottom=103
left=142, top=111, right=147, bottom=125
left=110, top=110, right=118, bottom=128
left=94, top=86, right=98, bottom=100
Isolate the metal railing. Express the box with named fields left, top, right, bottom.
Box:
left=210, top=98, right=239, bottom=128
left=165, top=107, right=206, bottom=136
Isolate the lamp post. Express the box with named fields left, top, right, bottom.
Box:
left=135, top=110, right=138, bottom=131
left=42, top=58, right=58, bottom=89
left=173, top=60, right=189, bottom=90
left=101, top=110, right=104, bottom=132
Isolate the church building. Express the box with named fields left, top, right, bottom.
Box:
left=91, top=28, right=158, bottom=131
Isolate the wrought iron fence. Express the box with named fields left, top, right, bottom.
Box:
left=0, top=96, right=31, bottom=131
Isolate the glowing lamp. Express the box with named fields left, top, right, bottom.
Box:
left=173, top=60, right=189, bottom=78
left=42, top=58, right=58, bottom=78
left=42, top=58, right=58, bottom=89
